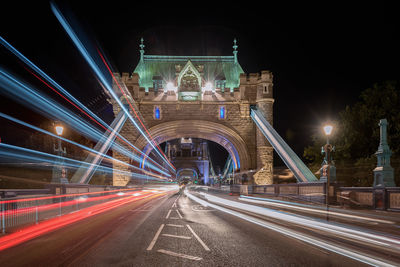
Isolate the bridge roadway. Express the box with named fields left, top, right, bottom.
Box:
left=0, top=185, right=397, bottom=266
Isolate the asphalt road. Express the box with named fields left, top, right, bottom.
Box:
left=0, top=188, right=375, bottom=267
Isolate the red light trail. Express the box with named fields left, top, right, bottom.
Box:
left=0, top=191, right=164, bottom=251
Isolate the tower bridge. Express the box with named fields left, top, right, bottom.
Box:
left=111, top=39, right=275, bottom=186
left=1, top=6, right=399, bottom=265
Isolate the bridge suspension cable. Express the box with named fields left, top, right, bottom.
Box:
left=251, top=108, right=318, bottom=183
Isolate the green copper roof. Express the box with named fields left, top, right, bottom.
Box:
left=133, top=54, right=244, bottom=90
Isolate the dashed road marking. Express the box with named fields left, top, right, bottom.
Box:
left=157, top=249, right=202, bottom=261
left=166, top=224, right=184, bottom=228
left=165, top=209, right=172, bottom=219
left=147, top=224, right=165, bottom=251
left=162, top=234, right=192, bottom=239
left=176, top=209, right=183, bottom=219
left=186, top=224, right=210, bottom=251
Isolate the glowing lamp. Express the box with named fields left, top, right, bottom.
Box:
left=166, top=82, right=175, bottom=91
left=55, top=125, right=64, bottom=136
left=204, top=82, right=213, bottom=91
left=323, top=125, right=333, bottom=136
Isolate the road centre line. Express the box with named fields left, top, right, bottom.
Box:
left=147, top=224, right=165, bottom=251
left=162, top=234, right=192, bottom=239
left=157, top=249, right=202, bottom=261
left=186, top=224, right=210, bottom=251
left=166, top=224, right=184, bottom=227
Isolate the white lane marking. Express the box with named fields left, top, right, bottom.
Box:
left=157, top=249, right=202, bottom=261
left=162, top=234, right=192, bottom=239
left=166, top=224, right=184, bottom=228
left=186, top=224, right=210, bottom=251
left=176, top=209, right=183, bottom=219
left=172, top=202, right=177, bottom=208
left=169, top=217, right=180, bottom=219
left=165, top=209, right=172, bottom=219
left=147, top=224, right=165, bottom=251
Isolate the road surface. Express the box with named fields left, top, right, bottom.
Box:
left=0, top=187, right=394, bottom=266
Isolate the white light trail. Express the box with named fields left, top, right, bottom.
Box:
left=50, top=3, right=175, bottom=173
left=185, top=190, right=399, bottom=267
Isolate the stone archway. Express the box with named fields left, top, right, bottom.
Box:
left=134, top=120, right=252, bottom=172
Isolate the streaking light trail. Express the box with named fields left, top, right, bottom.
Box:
left=185, top=191, right=398, bottom=267
left=95, top=49, right=174, bottom=171
left=0, top=191, right=165, bottom=251
left=0, top=112, right=169, bottom=179
left=0, top=143, right=159, bottom=180
left=0, top=36, right=170, bottom=176
left=239, top=195, right=395, bottom=225
left=0, top=67, right=169, bottom=176
left=50, top=2, right=175, bottom=172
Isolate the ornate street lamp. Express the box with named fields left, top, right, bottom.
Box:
left=52, top=121, right=68, bottom=184
left=321, top=124, right=336, bottom=207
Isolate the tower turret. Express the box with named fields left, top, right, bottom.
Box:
left=254, top=71, right=274, bottom=184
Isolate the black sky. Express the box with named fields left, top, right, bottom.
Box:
left=1, top=1, right=399, bottom=159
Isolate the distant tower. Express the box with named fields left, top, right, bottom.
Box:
left=373, top=119, right=395, bottom=187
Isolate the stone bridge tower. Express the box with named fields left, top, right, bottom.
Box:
left=111, top=39, right=274, bottom=186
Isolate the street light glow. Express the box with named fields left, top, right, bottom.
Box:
left=166, top=82, right=176, bottom=91
left=323, top=125, right=333, bottom=136
left=55, top=125, right=64, bottom=136
left=204, top=82, right=213, bottom=91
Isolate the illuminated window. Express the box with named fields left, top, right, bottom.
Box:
left=154, top=106, right=161, bottom=120
left=153, top=79, right=164, bottom=92
left=219, top=106, right=226, bottom=119
left=215, top=80, right=226, bottom=90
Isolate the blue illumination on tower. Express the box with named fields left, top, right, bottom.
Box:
left=219, top=106, right=225, bottom=119
left=155, top=106, right=160, bottom=119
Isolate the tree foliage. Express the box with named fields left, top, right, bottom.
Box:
left=303, top=81, right=400, bottom=185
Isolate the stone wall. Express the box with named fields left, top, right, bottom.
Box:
left=112, top=69, right=274, bottom=186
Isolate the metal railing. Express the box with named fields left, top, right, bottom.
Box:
left=0, top=186, right=141, bottom=234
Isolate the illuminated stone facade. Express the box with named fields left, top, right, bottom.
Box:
left=166, top=138, right=210, bottom=184
left=112, top=39, right=273, bottom=186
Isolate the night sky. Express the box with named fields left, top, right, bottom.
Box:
left=1, top=1, right=399, bottom=165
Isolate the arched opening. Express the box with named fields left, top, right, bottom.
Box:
left=148, top=137, right=230, bottom=185
left=134, top=120, right=252, bottom=175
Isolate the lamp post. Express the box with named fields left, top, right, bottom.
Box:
left=52, top=122, right=68, bottom=184
left=321, top=125, right=336, bottom=209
